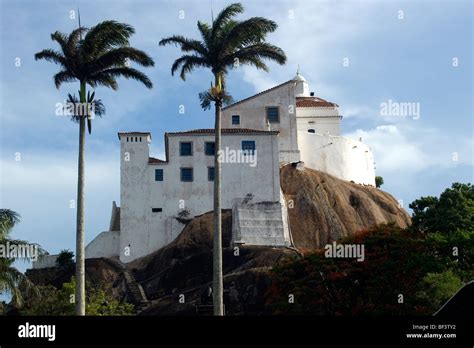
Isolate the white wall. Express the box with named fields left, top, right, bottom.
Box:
left=85, top=230, right=119, bottom=259
left=296, top=106, right=341, bottom=136
left=222, top=81, right=300, bottom=163
left=296, top=116, right=341, bottom=136
left=32, top=254, right=58, bottom=269
left=298, top=131, right=376, bottom=186
left=119, top=132, right=281, bottom=263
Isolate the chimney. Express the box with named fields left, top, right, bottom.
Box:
left=310, top=92, right=315, bottom=96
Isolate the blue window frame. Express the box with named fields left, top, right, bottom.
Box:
left=180, top=168, right=193, bottom=182
left=241, top=140, right=256, bottom=155
left=205, top=142, right=215, bottom=156
left=266, top=107, right=279, bottom=123
left=155, top=169, right=164, bottom=181
left=208, top=167, right=215, bottom=181
left=180, top=142, right=193, bottom=156
left=232, top=115, right=240, bottom=125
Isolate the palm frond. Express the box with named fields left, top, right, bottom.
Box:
left=50, top=31, right=69, bottom=56
left=198, top=84, right=233, bottom=110
left=221, top=17, right=278, bottom=51
left=224, top=42, right=287, bottom=69
left=86, top=47, right=154, bottom=76
left=159, top=35, right=208, bottom=58
left=197, top=21, right=212, bottom=51
left=0, top=266, right=38, bottom=308
left=67, top=27, right=87, bottom=56
left=169, top=55, right=208, bottom=80
left=82, top=21, right=135, bottom=57
left=53, top=70, right=76, bottom=89
left=0, top=209, right=20, bottom=239
left=90, top=67, right=153, bottom=89
left=212, top=3, right=244, bottom=40
left=34, top=49, right=67, bottom=67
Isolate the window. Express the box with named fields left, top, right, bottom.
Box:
left=155, top=169, right=163, bottom=181
left=308, top=129, right=316, bottom=134
left=266, top=107, right=279, bottom=123
left=180, top=168, right=193, bottom=182
left=232, top=115, right=240, bottom=125
left=208, top=167, right=215, bottom=181
left=205, top=142, right=215, bottom=156
left=152, top=208, right=162, bottom=213
left=180, top=142, right=193, bottom=156
left=241, top=140, right=256, bottom=155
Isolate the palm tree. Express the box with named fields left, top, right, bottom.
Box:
left=35, top=20, right=154, bottom=315
left=159, top=3, right=286, bottom=315
left=66, top=91, right=106, bottom=134
left=0, top=209, right=39, bottom=308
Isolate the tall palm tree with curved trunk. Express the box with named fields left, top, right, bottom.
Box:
left=35, top=20, right=154, bottom=315
left=159, top=3, right=286, bottom=316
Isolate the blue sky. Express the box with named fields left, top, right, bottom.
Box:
left=0, top=0, right=472, bottom=267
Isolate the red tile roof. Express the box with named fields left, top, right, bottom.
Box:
left=296, top=97, right=338, bottom=108
left=165, top=128, right=279, bottom=136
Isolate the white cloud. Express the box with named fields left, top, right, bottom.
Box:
left=347, top=124, right=472, bottom=174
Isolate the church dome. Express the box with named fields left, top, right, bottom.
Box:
left=293, top=72, right=306, bottom=82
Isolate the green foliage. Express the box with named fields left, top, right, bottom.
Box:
left=416, top=270, right=463, bottom=308
left=35, top=21, right=154, bottom=91
left=409, top=182, right=474, bottom=234
left=0, top=209, right=41, bottom=308
left=267, top=224, right=442, bottom=315
left=55, top=249, right=74, bottom=271
left=375, top=176, right=384, bottom=188
left=0, top=209, right=20, bottom=239
left=266, top=182, right=473, bottom=316
left=21, top=277, right=134, bottom=316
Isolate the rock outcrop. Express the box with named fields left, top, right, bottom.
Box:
left=280, top=164, right=411, bottom=249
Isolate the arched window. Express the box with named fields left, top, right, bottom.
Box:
left=308, top=129, right=316, bottom=134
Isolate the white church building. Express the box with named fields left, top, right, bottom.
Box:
left=33, top=73, right=376, bottom=267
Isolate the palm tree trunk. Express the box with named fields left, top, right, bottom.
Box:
left=75, top=81, right=86, bottom=315
left=213, top=75, right=224, bottom=316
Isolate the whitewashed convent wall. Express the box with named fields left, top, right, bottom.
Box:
left=119, top=132, right=280, bottom=262
left=298, top=132, right=376, bottom=186
left=221, top=82, right=301, bottom=163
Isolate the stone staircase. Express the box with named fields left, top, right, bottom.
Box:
left=102, top=257, right=150, bottom=312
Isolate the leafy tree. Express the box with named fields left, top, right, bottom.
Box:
left=375, top=176, right=384, bottom=188
left=409, top=182, right=474, bottom=234
left=21, top=277, right=134, bottom=316
left=267, top=228, right=473, bottom=315
left=56, top=249, right=74, bottom=271
left=35, top=21, right=154, bottom=315
left=416, top=270, right=464, bottom=309
left=266, top=182, right=474, bottom=315
left=160, top=2, right=286, bottom=315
